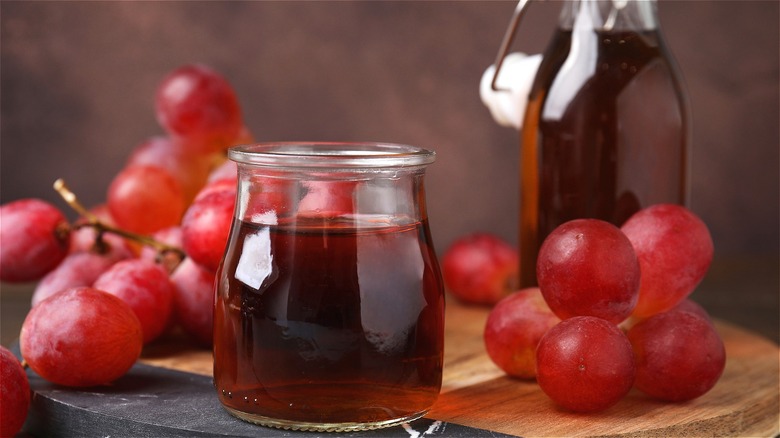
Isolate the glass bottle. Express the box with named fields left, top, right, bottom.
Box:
left=519, top=0, right=690, bottom=286
left=213, top=142, right=444, bottom=432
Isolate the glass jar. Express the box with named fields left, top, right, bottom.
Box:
left=213, top=142, right=444, bottom=432
left=519, top=0, right=690, bottom=286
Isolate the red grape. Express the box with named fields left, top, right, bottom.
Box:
left=233, top=124, right=255, bottom=145
left=155, top=64, right=243, bottom=153
left=81, top=203, right=116, bottom=225
left=181, top=184, right=236, bottom=272
left=139, top=226, right=183, bottom=263
left=31, top=251, right=119, bottom=307
left=68, top=204, right=135, bottom=259
left=441, top=233, right=519, bottom=305
left=20, top=287, right=143, bottom=387
left=536, top=316, right=635, bottom=412
left=207, top=158, right=238, bottom=184
left=297, top=181, right=355, bottom=217
left=627, top=309, right=725, bottom=402
left=621, top=204, right=714, bottom=318
left=93, top=259, right=175, bottom=344
left=70, top=227, right=135, bottom=260
left=484, top=287, right=560, bottom=378
left=243, top=176, right=291, bottom=220
left=107, top=165, right=186, bottom=235
left=170, top=258, right=216, bottom=346
left=0, top=198, right=71, bottom=282
left=537, top=219, right=640, bottom=324
left=194, top=178, right=236, bottom=204
left=127, top=136, right=213, bottom=204
left=0, top=345, right=30, bottom=438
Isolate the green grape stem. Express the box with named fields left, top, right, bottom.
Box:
left=53, top=178, right=186, bottom=272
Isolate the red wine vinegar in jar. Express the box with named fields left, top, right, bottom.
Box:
left=213, top=142, right=443, bottom=432
left=214, top=218, right=444, bottom=427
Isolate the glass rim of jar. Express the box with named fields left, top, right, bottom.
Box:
left=228, top=142, right=436, bottom=169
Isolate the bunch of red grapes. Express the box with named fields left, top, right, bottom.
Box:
left=0, top=64, right=248, bottom=436
left=446, top=204, right=723, bottom=413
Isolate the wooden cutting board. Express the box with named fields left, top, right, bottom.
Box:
left=137, top=299, right=780, bottom=437
left=20, top=298, right=779, bottom=437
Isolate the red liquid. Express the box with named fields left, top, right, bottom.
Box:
left=213, top=217, right=444, bottom=426
left=520, top=29, right=688, bottom=287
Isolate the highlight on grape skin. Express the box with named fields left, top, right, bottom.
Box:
left=20, top=287, right=144, bottom=387
left=0, top=198, right=71, bottom=283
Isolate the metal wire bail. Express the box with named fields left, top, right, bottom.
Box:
left=490, top=0, right=535, bottom=92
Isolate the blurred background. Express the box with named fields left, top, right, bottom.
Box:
left=1, top=1, right=778, bottom=342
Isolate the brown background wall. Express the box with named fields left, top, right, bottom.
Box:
left=1, top=1, right=778, bottom=333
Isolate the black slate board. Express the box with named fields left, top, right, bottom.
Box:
left=21, top=359, right=517, bottom=438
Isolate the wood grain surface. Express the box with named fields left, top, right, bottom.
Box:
left=142, top=298, right=780, bottom=437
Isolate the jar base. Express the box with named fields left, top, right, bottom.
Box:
left=224, top=406, right=429, bottom=432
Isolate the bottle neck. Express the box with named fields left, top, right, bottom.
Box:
left=559, top=0, right=659, bottom=32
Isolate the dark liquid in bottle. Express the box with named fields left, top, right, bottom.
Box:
left=213, top=217, right=444, bottom=426
left=520, top=29, right=688, bottom=287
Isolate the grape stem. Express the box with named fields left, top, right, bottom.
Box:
left=53, top=179, right=186, bottom=270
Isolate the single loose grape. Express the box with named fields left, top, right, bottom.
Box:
left=441, top=233, right=519, bottom=305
